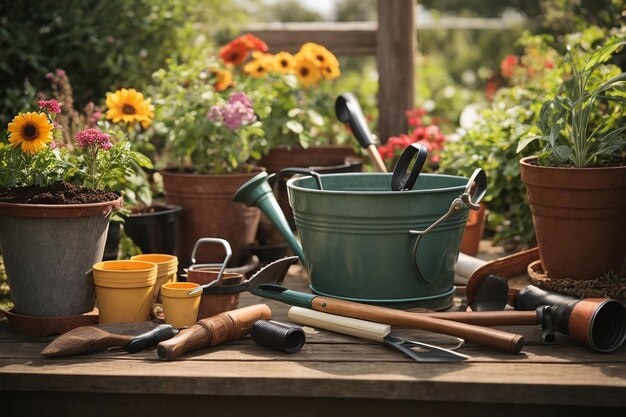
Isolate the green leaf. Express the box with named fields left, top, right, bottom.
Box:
left=517, top=135, right=541, bottom=153
left=286, top=120, right=304, bottom=134
left=583, top=40, right=626, bottom=72
left=553, top=145, right=571, bottom=163
left=307, top=109, right=324, bottom=126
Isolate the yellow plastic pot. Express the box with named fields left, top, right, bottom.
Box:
left=130, top=254, right=178, bottom=302
left=93, top=260, right=157, bottom=323
left=160, top=282, right=202, bottom=329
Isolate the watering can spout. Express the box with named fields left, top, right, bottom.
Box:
left=233, top=171, right=305, bottom=261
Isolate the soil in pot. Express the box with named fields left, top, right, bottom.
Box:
left=0, top=182, right=119, bottom=204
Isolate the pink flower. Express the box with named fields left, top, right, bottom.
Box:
left=208, top=92, right=256, bottom=129
left=75, top=128, right=112, bottom=150
left=38, top=99, right=62, bottom=114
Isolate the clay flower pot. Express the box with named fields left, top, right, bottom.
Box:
left=520, top=156, right=626, bottom=280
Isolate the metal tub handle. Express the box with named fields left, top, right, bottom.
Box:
left=408, top=169, right=487, bottom=283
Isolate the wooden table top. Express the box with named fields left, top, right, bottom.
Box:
left=1, top=263, right=625, bottom=417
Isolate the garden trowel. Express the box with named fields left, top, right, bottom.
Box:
left=288, top=306, right=469, bottom=362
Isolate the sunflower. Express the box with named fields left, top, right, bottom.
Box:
left=244, top=53, right=274, bottom=78
left=298, top=42, right=339, bottom=69
left=7, top=112, right=54, bottom=154
left=294, top=55, right=321, bottom=87
left=106, top=88, right=154, bottom=128
left=273, top=51, right=296, bottom=74
left=321, top=63, right=341, bottom=80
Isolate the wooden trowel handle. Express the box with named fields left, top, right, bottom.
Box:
left=157, top=304, right=272, bottom=360
left=312, top=297, right=524, bottom=353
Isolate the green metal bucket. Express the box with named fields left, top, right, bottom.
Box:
left=287, top=172, right=483, bottom=310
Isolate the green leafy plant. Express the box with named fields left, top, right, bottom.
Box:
left=518, top=38, right=626, bottom=167
left=0, top=96, right=152, bottom=194
left=150, top=59, right=266, bottom=175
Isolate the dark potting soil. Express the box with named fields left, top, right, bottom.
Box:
left=0, top=182, right=119, bottom=204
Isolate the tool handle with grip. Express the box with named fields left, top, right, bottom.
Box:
left=125, top=324, right=179, bottom=353
left=311, top=297, right=524, bottom=353
left=288, top=306, right=391, bottom=342
left=157, top=304, right=272, bottom=360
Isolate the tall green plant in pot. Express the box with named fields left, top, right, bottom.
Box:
left=518, top=38, right=626, bottom=280
left=152, top=49, right=267, bottom=269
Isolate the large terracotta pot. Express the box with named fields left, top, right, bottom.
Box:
left=520, top=156, right=626, bottom=280
left=0, top=197, right=123, bottom=317
left=160, top=170, right=261, bottom=269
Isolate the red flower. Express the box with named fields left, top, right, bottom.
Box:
left=219, top=34, right=268, bottom=65
left=500, top=55, right=519, bottom=78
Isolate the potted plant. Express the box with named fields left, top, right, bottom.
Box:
left=517, top=37, right=626, bottom=280
left=0, top=93, right=152, bottom=325
left=102, top=87, right=182, bottom=258
left=150, top=47, right=268, bottom=269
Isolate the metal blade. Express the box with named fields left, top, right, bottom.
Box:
left=383, top=335, right=470, bottom=362
left=246, top=256, right=299, bottom=290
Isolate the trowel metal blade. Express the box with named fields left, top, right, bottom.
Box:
left=474, top=275, right=509, bottom=311
left=246, top=256, right=299, bottom=291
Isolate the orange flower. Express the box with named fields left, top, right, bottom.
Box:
left=219, top=34, right=268, bottom=65
left=212, top=68, right=234, bottom=92
left=220, top=43, right=250, bottom=65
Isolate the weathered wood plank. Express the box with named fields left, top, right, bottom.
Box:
left=1, top=359, right=625, bottom=406
left=3, top=391, right=620, bottom=417
left=376, top=0, right=415, bottom=142
left=241, top=22, right=378, bottom=55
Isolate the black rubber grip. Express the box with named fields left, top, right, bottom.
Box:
left=126, top=324, right=179, bottom=353
left=251, top=320, right=305, bottom=354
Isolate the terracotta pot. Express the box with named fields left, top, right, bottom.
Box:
left=0, top=197, right=123, bottom=317
left=258, top=145, right=360, bottom=172
left=160, top=170, right=261, bottom=269
left=520, top=156, right=626, bottom=280
left=460, top=203, right=487, bottom=256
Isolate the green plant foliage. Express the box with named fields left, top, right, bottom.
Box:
left=149, top=59, right=267, bottom=175
left=0, top=0, right=245, bottom=129
left=439, top=32, right=569, bottom=248
left=518, top=37, right=626, bottom=167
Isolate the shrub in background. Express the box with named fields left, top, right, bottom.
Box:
left=0, top=0, right=244, bottom=129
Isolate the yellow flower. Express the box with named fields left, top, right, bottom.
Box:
left=106, top=88, right=154, bottom=129
left=294, top=55, right=322, bottom=87
left=273, top=51, right=296, bottom=74
left=7, top=112, right=54, bottom=154
left=298, top=42, right=339, bottom=70
left=321, top=62, right=341, bottom=80
left=244, top=53, right=274, bottom=78
left=212, top=68, right=234, bottom=92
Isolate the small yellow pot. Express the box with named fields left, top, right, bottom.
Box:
left=160, top=282, right=202, bottom=329
left=130, top=254, right=178, bottom=302
left=93, top=260, right=157, bottom=323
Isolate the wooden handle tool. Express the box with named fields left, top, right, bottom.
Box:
left=311, top=296, right=524, bottom=353
left=157, top=304, right=272, bottom=360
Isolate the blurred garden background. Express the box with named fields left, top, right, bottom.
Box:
left=1, top=0, right=625, bottom=308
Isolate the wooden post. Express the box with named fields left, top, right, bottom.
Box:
left=376, top=0, right=416, bottom=143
